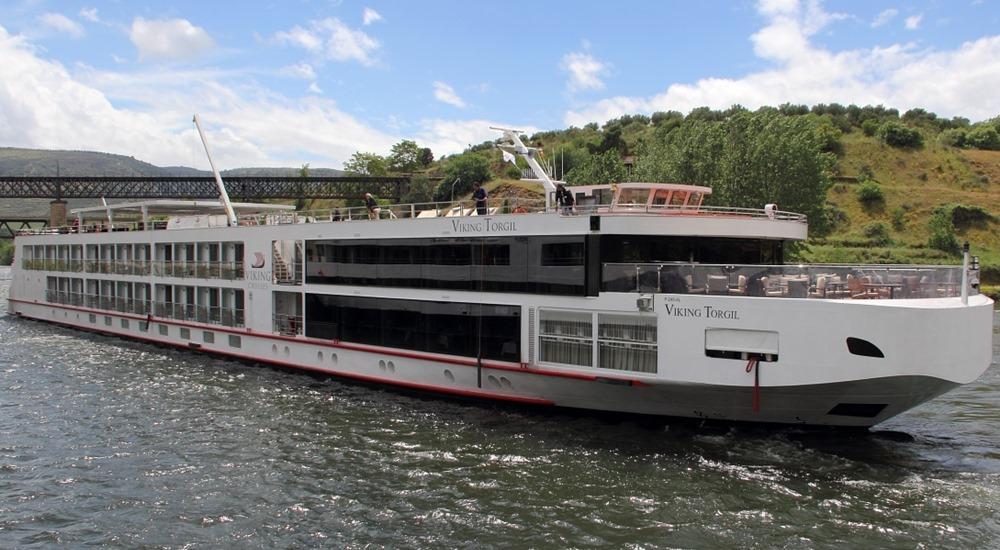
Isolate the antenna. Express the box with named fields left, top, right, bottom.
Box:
left=192, top=114, right=238, bottom=227
left=492, top=127, right=557, bottom=209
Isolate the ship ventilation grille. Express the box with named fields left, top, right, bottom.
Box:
left=528, top=307, right=536, bottom=364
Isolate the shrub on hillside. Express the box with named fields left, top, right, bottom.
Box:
left=928, top=207, right=960, bottom=254
left=861, top=119, right=879, bottom=136
left=938, top=128, right=967, bottom=148
left=877, top=121, right=923, bottom=148
left=856, top=180, right=884, bottom=205
left=949, top=204, right=995, bottom=229
left=890, top=207, right=907, bottom=231
left=965, top=125, right=1000, bottom=150
left=862, top=221, right=892, bottom=246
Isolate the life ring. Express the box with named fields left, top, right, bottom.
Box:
left=513, top=206, right=528, bottom=214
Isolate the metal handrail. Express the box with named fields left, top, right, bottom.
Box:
left=15, top=195, right=808, bottom=237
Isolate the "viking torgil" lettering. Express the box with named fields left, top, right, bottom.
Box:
left=450, top=218, right=517, bottom=233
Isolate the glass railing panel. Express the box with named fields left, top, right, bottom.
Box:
left=601, top=263, right=972, bottom=300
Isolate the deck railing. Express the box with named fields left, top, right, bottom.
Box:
left=602, top=262, right=977, bottom=299
left=14, top=197, right=807, bottom=237
left=24, top=259, right=244, bottom=280
left=273, top=314, right=303, bottom=337
left=44, top=290, right=245, bottom=328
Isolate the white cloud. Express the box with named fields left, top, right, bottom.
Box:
left=307, top=82, right=323, bottom=94
left=79, top=7, right=99, bottom=23
left=362, top=8, right=382, bottom=26
left=871, top=8, right=898, bottom=28
left=0, top=24, right=401, bottom=169
left=129, top=17, right=215, bottom=61
left=564, top=0, right=1000, bottom=126
left=39, top=13, right=84, bottom=38
left=905, top=14, right=923, bottom=30
left=281, top=62, right=316, bottom=79
left=560, top=52, right=607, bottom=92
left=274, top=18, right=379, bottom=66
left=433, top=81, right=466, bottom=108
left=414, top=119, right=539, bottom=158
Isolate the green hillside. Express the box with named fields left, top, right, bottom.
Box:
left=396, top=105, right=998, bottom=285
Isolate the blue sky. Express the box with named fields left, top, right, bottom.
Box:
left=0, top=0, right=998, bottom=169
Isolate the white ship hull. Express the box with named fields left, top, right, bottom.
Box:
left=7, top=186, right=994, bottom=428
left=9, top=288, right=992, bottom=428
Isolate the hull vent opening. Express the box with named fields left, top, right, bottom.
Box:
left=846, top=337, right=885, bottom=358
left=827, top=403, right=888, bottom=418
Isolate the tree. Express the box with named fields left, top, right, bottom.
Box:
left=565, top=150, right=627, bottom=185
left=388, top=140, right=422, bottom=172
left=401, top=174, right=434, bottom=205
left=434, top=153, right=492, bottom=200
left=343, top=152, right=388, bottom=175
left=418, top=147, right=434, bottom=167
left=632, top=110, right=833, bottom=235
left=295, top=163, right=310, bottom=211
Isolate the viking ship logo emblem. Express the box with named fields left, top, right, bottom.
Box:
left=252, top=252, right=265, bottom=268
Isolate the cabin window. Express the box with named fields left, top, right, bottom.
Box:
left=203, top=331, right=215, bottom=344
left=228, top=335, right=242, bottom=348
left=179, top=328, right=190, bottom=340
left=597, top=314, right=657, bottom=373
left=539, top=310, right=593, bottom=367
left=158, top=324, right=168, bottom=336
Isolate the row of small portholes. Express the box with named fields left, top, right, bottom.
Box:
left=270, top=343, right=341, bottom=365
left=263, top=342, right=515, bottom=392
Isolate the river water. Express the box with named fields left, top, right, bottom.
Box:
left=1, top=267, right=998, bottom=548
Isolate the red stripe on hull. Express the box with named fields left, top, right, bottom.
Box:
left=9, top=298, right=645, bottom=386
left=12, top=306, right=556, bottom=406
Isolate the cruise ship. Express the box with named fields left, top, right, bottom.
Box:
left=6, top=128, right=995, bottom=428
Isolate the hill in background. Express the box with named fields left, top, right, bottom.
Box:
left=0, top=148, right=345, bottom=178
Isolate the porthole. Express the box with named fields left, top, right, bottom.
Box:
left=846, top=337, right=885, bottom=358
left=272, top=344, right=278, bottom=354
left=317, top=350, right=324, bottom=361
left=330, top=353, right=338, bottom=365
left=283, top=346, right=290, bottom=356
left=500, top=377, right=512, bottom=389
left=379, top=360, right=387, bottom=371
left=387, top=361, right=395, bottom=373
left=444, top=369, right=454, bottom=382
left=487, top=375, right=501, bottom=388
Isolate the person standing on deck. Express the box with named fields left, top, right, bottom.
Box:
left=473, top=183, right=488, bottom=215
left=365, top=193, right=380, bottom=220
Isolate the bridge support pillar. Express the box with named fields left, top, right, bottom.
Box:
left=49, top=199, right=67, bottom=228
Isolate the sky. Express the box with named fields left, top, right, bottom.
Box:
left=0, top=0, right=998, bottom=170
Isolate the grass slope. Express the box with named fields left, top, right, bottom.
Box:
left=798, top=132, right=999, bottom=282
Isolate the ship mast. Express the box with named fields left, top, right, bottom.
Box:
left=192, top=114, right=238, bottom=227
left=492, top=127, right=558, bottom=209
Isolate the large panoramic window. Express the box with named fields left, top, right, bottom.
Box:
left=305, top=236, right=587, bottom=296
left=304, top=294, right=521, bottom=362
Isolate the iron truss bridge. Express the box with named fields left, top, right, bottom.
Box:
left=0, top=217, right=49, bottom=238
left=0, top=176, right=411, bottom=200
